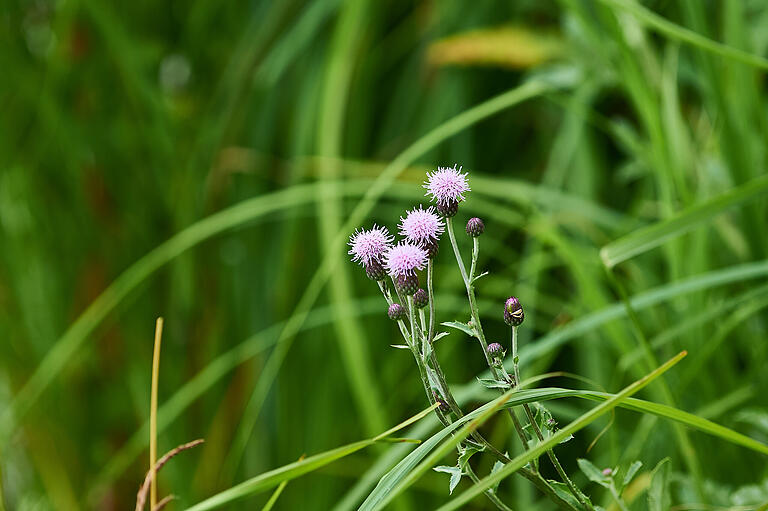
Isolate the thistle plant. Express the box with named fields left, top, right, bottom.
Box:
left=348, top=165, right=592, bottom=510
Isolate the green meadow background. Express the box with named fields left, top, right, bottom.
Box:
left=2, top=0, right=768, bottom=509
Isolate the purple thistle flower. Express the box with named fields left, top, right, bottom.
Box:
left=424, top=164, right=470, bottom=206
left=384, top=242, right=427, bottom=277
left=348, top=224, right=394, bottom=266
left=398, top=205, right=444, bottom=247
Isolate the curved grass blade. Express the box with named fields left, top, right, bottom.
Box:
left=600, top=173, right=768, bottom=267
left=598, top=0, right=768, bottom=70
left=367, top=388, right=517, bottom=511
left=436, top=352, right=686, bottom=511
left=181, top=404, right=437, bottom=511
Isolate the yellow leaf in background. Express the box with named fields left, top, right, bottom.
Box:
left=427, top=26, right=563, bottom=69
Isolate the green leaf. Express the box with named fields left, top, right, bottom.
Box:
left=476, top=377, right=511, bottom=390
left=621, top=460, right=643, bottom=491
left=181, top=404, right=438, bottom=511
left=577, top=459, right=611, bottom=488
left=433, top=332, right=450, bottom=343
left=648, top=458, right=671, bottom=511
left=433, top=465, right=463, bottom=495
left=600, top=173, right=768, bottom=267
left=457, top=445, right=484, bottom=470
left=389, top=344, right=410, bottom=350
left=490, top=460, right=505, bottom=493
left=549, top=481, right=587, bottom=509
left=441, top=321, right=476, bottom=338
left=434, top=352, right=686, bottom=510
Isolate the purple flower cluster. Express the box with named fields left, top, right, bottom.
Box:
left=349, top=164, right=469, bottom=282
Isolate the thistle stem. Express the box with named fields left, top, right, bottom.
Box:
left=448, top=218, right=588, bottom=508
left=512, top=327, right=587, bottom=508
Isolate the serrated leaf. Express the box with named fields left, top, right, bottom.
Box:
left=441, top=321, right=476, bottom=338
left=476, top=377, right=511, bottom=390
left=432, top=332, right=450, bottom=342
left=648, top=458, right=670, bottom=511
left=389, top=344, right=410, bottom=350
left=621, top=460, right=643, bottom=491
left=457, top=445, right=484, bottom=470
left=577, top=458, right=611, bottom=488
left=548, top=480, right=584, bottom=509
left=433, top=465, right=463, bottom=495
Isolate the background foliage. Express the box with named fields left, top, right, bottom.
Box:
left=2, top=0, right=768, bottom=509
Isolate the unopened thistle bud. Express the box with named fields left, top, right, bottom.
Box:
left=487, top=342, right=504, bottom=359
left=466, top=217, right=484, bottom=237
left=423, top=239, right=439, bottom=259
left=365, top=258, right=387, bottom=281
left=504, top=296, right=524, bottom=326
left=388, top=303, right=405, bottom=321
left=436, top=199, right=459, bottom=218
left=413, top=288, right=429, bottom=309
left=396, top=274, right=419, bottom=295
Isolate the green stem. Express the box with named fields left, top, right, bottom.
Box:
left=448, top=218, right=587, bottom=508
left=465, top=464, right=515, bottom=511
left=447, top=219, right=532, bottom=449
left=608, top=483, right=630, bottom=511
left=512, top=328, right=587, bottom=508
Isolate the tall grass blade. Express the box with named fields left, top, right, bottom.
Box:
left=600, top=174, right=768, bottom=267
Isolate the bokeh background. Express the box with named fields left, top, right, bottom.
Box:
left=2, top=0, right=768, bottom=509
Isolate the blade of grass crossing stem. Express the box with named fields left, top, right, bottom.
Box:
left=260, top=455, right=305, bottom=511
left=150, top=317, right=164, bottom=510
left=436, top=352, right=687, bottom=511
left=598, top=0, right=768, bottom=70
left=370, top=388, right=517, bottom=510
left=181, top=404, right=437, bottom=511
left=600, top=174, right=768, bottom=267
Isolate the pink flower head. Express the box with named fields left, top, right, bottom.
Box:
left=398, top=205, right=444, bottom=246
left=423, top=164, right=470, bottom=206
left=384, top=242, right=428, bottom=277
left=348, top=224, right=394, bottom=266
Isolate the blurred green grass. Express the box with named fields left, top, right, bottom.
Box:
left=2, top=0, right=768, bottom=509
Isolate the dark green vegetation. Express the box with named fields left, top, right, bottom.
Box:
left=2, top=0, right=768, bottom=509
